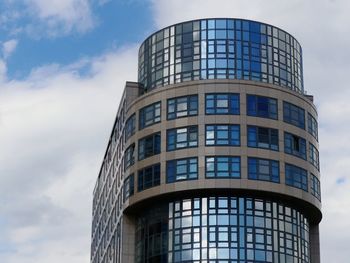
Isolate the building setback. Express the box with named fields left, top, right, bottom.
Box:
left=90, top=18, right=322, bottom=263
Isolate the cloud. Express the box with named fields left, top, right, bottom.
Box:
left=0, top=59, right=6, bottom=81
left=0, top=0, right=96, bottom=38
left=2, top=39, right=18, bottom=59
left=0, top=1, right=349, bottom=263
left=24, top=0, right=95, bottom=37
left=150, top=0, right=350, bottom=261
left=0, top=45, right=138, bottom=263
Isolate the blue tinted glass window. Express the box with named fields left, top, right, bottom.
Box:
left=140, top=19, right=305, bottom=95
left=124, top=114, right=135, bottom=142
left=248, top=157, right=280, bottom=183
left=123, top=174, right=134, bottom=201
left=247, top=95, right=277, bottom=119
left=124, top=144, right=135, bottom=170
left=139, top=102, right=161, bottom=129
left=167, top=157, right=198, bottom=183
left=311, top=174, right=321, bottom=201
left=309, top=143, right=320, bottom=170
left=158, top=196, right=311, bottom=263
left=283, top=101, right=305, bottom=129
left=284, top=132, right=307, bottom=160
left=167, top=126, right=198, bottom=151
left=205, top=156, right=240, bottom=178
left=167, top=95, right=198, bottom=120
left=247, top=126, right=279, bottom=150
left=308, top=113, right=318, bottom=140
left=138, top=132, right=161, bottom=160
left=206, top=93, right=240, bottom=115
left=285, top=163, right=308, bottom=191
left=138, top=163, right=160, bottom=192
left=206, top=125, right=240, bottom=146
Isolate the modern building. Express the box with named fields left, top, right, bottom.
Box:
left=90, top=18, right=322, bottom=263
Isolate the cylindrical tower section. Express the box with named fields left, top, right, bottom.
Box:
left=120, top=19, right=321, bottom=263
left=138, top=18, right=304, bottom=93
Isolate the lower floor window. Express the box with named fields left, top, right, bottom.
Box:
left=248, top=157, right=280, bottom=183
left=205, top=156, right=240, bottom=178
left=135, top=196, right=310, bottom=263
left=137, top=163, right=160, bottom=192
left=285, top=163, right=308, bottom=191
left=311, top=174, right=321, bottom=200
left=123, top=174, right=134, bottom=201
left=167, top=157, right=198, bottom=183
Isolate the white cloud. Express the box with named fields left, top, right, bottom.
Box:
left=0, top=45, right=138, bottom=263
left=0, top=1, right=349, bottom=262
left=26, top=0, right=95, bottom=36
left=150, top=0, right=350, bottom=261
left=2, top=39, right=18, bottom=59
left=0, top=0, right=96, bottom=38
left=0, top=59, right=7, bottom=81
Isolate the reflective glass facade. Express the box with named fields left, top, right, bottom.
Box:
left=136, top=197, right=310, bottom=263
left=138, top=19, right=304, bottom=93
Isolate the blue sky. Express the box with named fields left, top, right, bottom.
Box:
left=0, top=0, right=350, bottom=263
left=1, top=0, right=154, bottom=79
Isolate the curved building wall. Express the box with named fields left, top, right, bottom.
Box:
left=120, top=79, right=321, bottom=263
left=135, top=196, right=310, bottom=263
left=138, top=19, right=304, bottom=93
left=90, top=19, right=321, bottom=263
left=123, top=80, right=321, bottom=219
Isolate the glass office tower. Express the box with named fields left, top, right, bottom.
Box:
left=90, top=19, right=322, bottom=263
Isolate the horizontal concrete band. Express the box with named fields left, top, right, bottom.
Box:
left=122, top=79, right=321, bottom=222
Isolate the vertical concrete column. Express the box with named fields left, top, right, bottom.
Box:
left=121, top=214, right=136, bottom=263
left=310, top=224, right=321, bottom=263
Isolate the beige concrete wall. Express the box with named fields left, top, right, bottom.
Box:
left=123, top=79, right=321, bottom=216
left=120, top=79, right=321, bottom=263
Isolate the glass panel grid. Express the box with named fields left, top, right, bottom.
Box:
left=167, top=126, right=198, bottom=151
left=205, top=93, right=240, bottom=115
left=206, top=124, right=240, bottom=146
left=167, top=157, right=198, bottom=183
left=285, top=163, right=308, bottom=191
left=139, top=196, right=311, bottom=263
left=247, top=125, right=279, bottom=150
left=139, top=19, right=304, bottom=94
left=168, top=95, right=198, bottom=120
left=248, top=157, right=280, bottom=183
left=139, top=102, right=161, bottom=129
left=283, top=101, right=305, bottom=129
left=205, top=156, right=241, bottom=178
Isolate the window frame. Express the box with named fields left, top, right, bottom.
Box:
left=138, top=132, right=161, bottom=161
left=124, top=113, right=136, bottom=142
left=247, top=125, right=279, bottom=151
left=205, top=156, right=241, bottom=178
left=246, top=94, right=278, bottom=120
left=205, top=93, right=240, bottom=115
left=137, top=163, right=161, bottom=192
left=167, top=95, right=198, bottom=120
left=247, top=157, right=280, bottom=183
left=166, top=157, right=198, bottom=183
left=139, top=101, right=161, bottom=130
left=307, top=112, right=318, bottom=141
left=205, top=124, right=240, bottom=146
left=285, top=163, right=308, bottom=191
left=283, top=101, right=305, bottom=129
left=311, top=174, right=321, bottom=201
left=123, top=174, right=134, bottom=201
left=167, top=125, right=198, bottom=151
left=284, top=132, right=307, bottom=160
left=309, top=143, right=320, bottom=170
left=124, top=143, right=135, bottom=170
